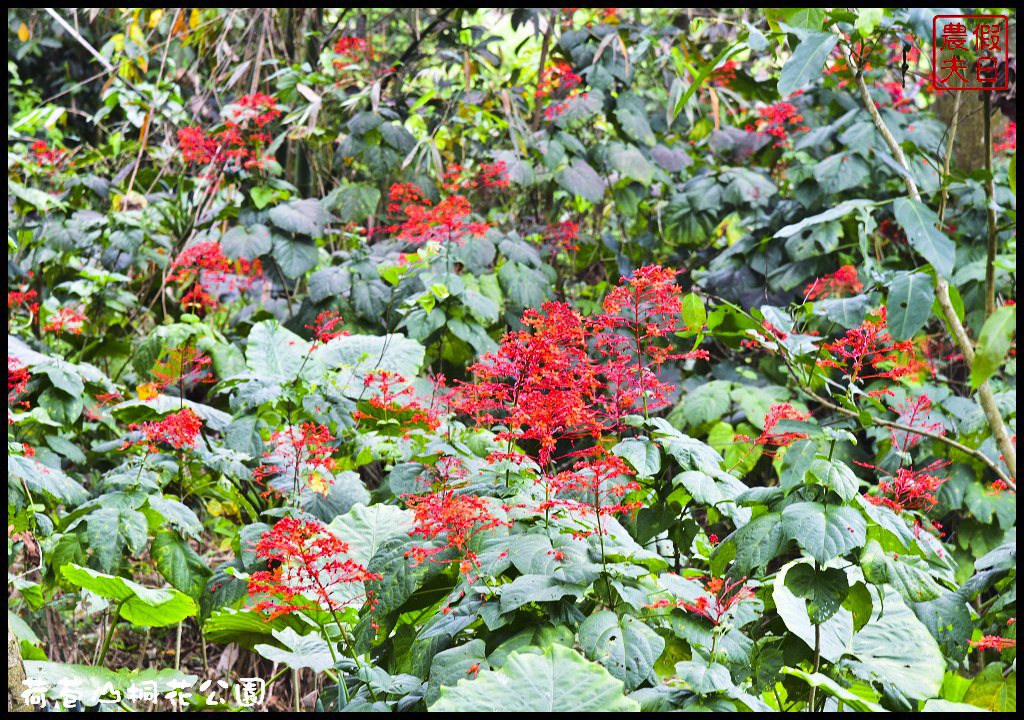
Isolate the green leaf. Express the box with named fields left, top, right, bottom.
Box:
left=893, top=198, right=955, bottom=279
left=608, top=145, right=654, bottom=184
left=615, top=94, right=656, bottom=146
left=430, top=644, right=639, bottom=712
left=912, top=590, right=971, bottom=658
left=147, top=496, right=203, bottom=539
left=611, top=438, right=661, bottom=478
left=818, top=294, right=871, bottom=328
left=674, top=660, right=734, bottom=695
left=245, top=320, right=309, bottom=382
left=772, top=560, right=853, bottom=662
left=271, top=234, right=318, bottom=278
left=1009, top=152, right=1016, bottom=194
left=807, top=457, right=859, bottom=502
left=842, top=580, right=873, bottom=632
left=779, top=8, right=826, bottom=31
left=86, top=507, right=148, bottom=572
left=784, top=562, right=849, bottom=624
left=782, top=501, right=866, bottom=564
left=780, top=667, right=885, bottom=712
left=650, top=418, right=723, bottom=473
left=962, top=662, right=1016, bottom=711
left=680, top=292, right=706, bottom=332
left=854, top=8, right=885, bottom=38
left=8, top=454, right=88, bottom=505
left=268, top=198, right=333, bottom=237
left=60, top=563, right=197, bottom=626
left=845, top=590, right=945, bottom=702
left=778, top=32, right=839, bottom=97
left=779, top=440, right=816, bottom=492
left=498, top=574, right=586, bottom=613
left=670, top=380, right=730, bottom=428
left=886, top=272, right=934, bottom=341
left=220, top=224, right=272, bottom=261
left=314, top=333, right=425, bottom=381
left=579, top=610, right=665, bottom=691
left=254, top=627, right=334, bottom=673
left=151, top=531, right=210, bottom=598
left=426, top=639, right=489, bottom=706
left=860, top=538, right=943, bottom=602
left=326, top=503, right=415, bottom=567
left=323, top=183, right=380, bottom=224
left=775, top=200, right=876, bottom=239
left=557, top=159, right=605, bottom=202
left=724, top=512, right=787, bottom=575
left=970, top=304, right=1016, bottom=390
left=498, top=262, right=550, bottom=310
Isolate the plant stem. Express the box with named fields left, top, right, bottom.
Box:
left=809, top=561, right=821, bottom=712
left=96, top=598, right=128, bottom=667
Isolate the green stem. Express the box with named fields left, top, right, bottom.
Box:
left=96, top=598, right=128, bottom=667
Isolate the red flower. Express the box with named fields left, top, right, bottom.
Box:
left=43, top=307, right=88, bottom=335
left=248, top=517, right=381, bottom=620
left=127, top=408, right=203, bottom=451
left=253, top=423, right=338, bottom=497
left=889, top=394, right=944, bottom=453
left=306, top=310, right=349, bottom=346
left=970, top=635, right=1016, bottom=651
left=756, top=402, right=811, bottom=449
left=8, top=357, right=31, bottom=407
left=804, top=265, right=864, bottom=300
left=816, top=307, right=928, bottom=385
left=862, top=459, right=949, bottom=514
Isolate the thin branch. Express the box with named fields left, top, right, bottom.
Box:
left=838, top=38, right=1016, bottom=485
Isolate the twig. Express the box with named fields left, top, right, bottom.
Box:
left=838, top=38, right=1016, bottom=487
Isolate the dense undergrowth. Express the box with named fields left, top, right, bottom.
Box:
left=7, top=8, right=1016, bottom=712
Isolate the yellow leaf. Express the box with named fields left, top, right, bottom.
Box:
left=137, top=382, right=159, bottom=401
left=308, top=471, right=330, bottom=497
left=190, top=8, right=200, bottom=29
left=148, top=9, right=164, bottom=28
left=18, top=23, right=29, bottom=42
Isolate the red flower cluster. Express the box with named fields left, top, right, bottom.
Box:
left=711, top=60, right=737, bottom=87
left=152, top=345, right=215, bottom=391
left=440, top=162, right=510, bottom=193
left=542, top=447, right=642, bottom=524
left=353, top=369, right=441, bottom=434
left=403, top=457, right=510, bottom=578
left=746, top=101, right=810, bottom=148
left=306, top=310, right=349, bottom=346
left=167, top=240, right=262, bottom=313
left=647, top=574, right=754, bottom=626
left=816, top=307, right=928, bottom=385
left=8, top=357, right=31, bottom=409
left=253, top=423, right=338, bottom=497
left=43, top=306, right=88, bottom=335
left=863, top=460, right=948, bottom=514
left=333, top=36, right=371, bottom=67
left=994, top=121, right=1016, bottom=154
left=177, top=92, right=279, bottom=172
left=537, top=62, right=586, bottom=120
left=383, top=182, right=488, bottom=247
left=803, top=265, right=864, bottom=300
left=126, top=408, right=203, bottom=452
left=758, top=402, right=811, bottom=448
left=890, top=394, right=944, bottom=453
left=546, top=220, right=580, bottom=255
left=248, top=517, right=381, bottom=620
left=969, top=635, right=1016, bottom=651
left=30, top=140, right=65, bottom=166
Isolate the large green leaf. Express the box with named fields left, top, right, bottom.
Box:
left=611, top=437, right=661, bottom=478
left=324, top=183, right=380, bottom=224
left=962, top=662, right=1016, bottom=711
left=151, top=531, right=211, bottom=598
left=912, top=590, right=971, bottom=658
left=254, top=627, right=334, bottom=673
left=807, top=458, right=859, bottom=502
left=781, top=501, right=866, bottom=564
left=671, top=380, right=730, bottom=428
left=784, top=562, right=849, bottom=624
left=608, top=145, right=655, bottom=184
left=60, top=564, right=197, bottom=626
left=271, top=234, right=319, bottom=278
left=245, top=320, right=309, bottom=382
left=507, top=532, right=601, bottom=586
left=844, top=590, right=945, bottom=702
left=892, top=198, right=954, bottom=279
left=778, top=32, right=839, bottom=96
left=314, top=333, right=425, bottom=381
left=860, top=538, right=943, bottom=602
left=498, top=262, right=550, bottom=310
left=970, top=304, right=1016, bottom=390
left=723, top=512, right=787, bottom=575
left=579, top=610, right=665, bottom=691
left=772, top=560, right=853, bottom=663
left=780, top=667, right=885, bottom=712
left=268, top=197, right=333, bottom=237
left=615, top=93, right=656, bottom=146
left=426, top=639, right=489, bottom=706
left=886, top=272, right=934, bottom=341
left=557, top=159, right=605, bottom=202
left=650, top=418, right=723, bottom=473
left=326, top=503, right=415, bottom=567
left=86, top=507, right=148, bottom=573
left=498, top=574, right=587, bottom=613
left=9, top=454, right=88, bottom=505
left=220, top=224, right=271, bottom=261
left=774, top=199, right=876, bottom=238
left=430, top=644, right=639, bottom=712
